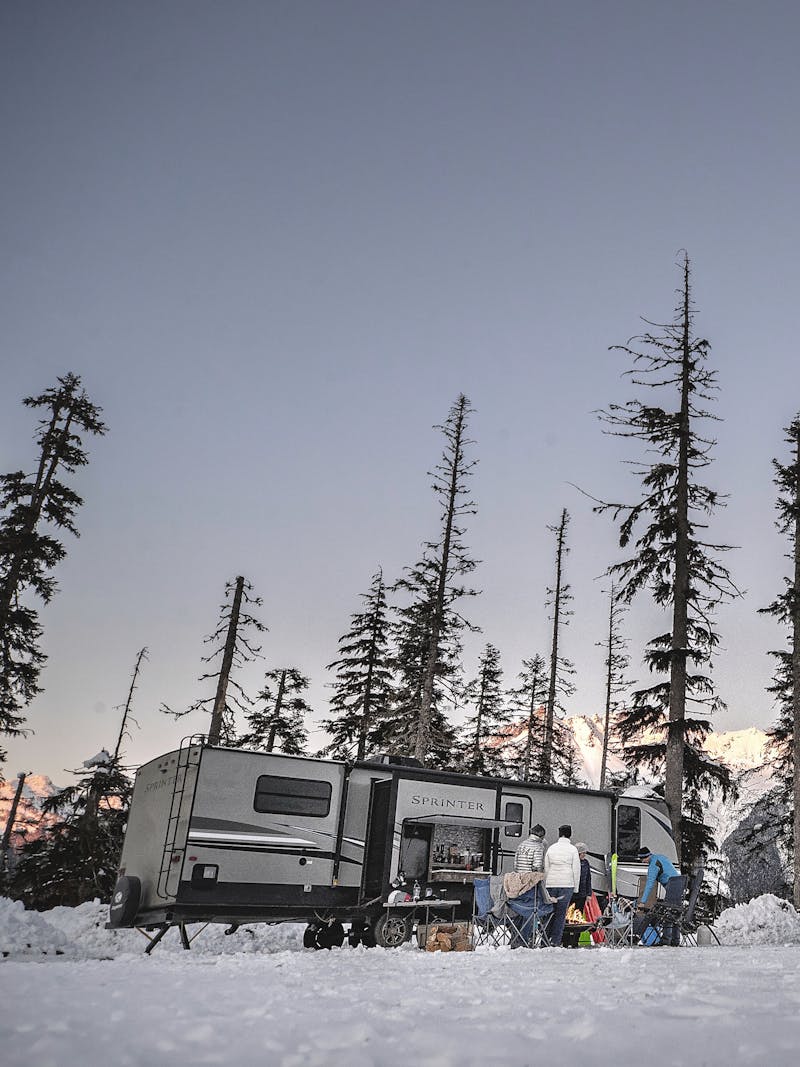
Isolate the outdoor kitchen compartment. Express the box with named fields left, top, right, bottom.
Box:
left=429, top=823, right=489, bottom=879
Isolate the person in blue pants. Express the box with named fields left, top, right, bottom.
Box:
left=544, top=824, right=581, bottom=946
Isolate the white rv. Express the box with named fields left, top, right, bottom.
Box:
left=109, top=738, right=678, bottom=949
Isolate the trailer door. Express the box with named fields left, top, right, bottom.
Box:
left=498, top=793, right=530, bottom=871
left=362, top=779, right=393, bottom=900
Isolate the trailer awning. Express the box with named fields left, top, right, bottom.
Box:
left=407, top=815, right=521, bottom=829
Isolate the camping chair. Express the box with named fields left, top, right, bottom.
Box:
left=640, top=899, right=684, bottom=946
left=472, top=879, right=554, bottom=949
left=641, top=870, right=722, bottom=947
left=506, top=884, right=554, bottom=948
left=472, top=878, right=510, bottom=949
left=598, top=895, right=638, bottom=947
left=678, top=867, right=722, bottom=947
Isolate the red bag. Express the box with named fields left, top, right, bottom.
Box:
left=584, top=892, right=605, bottom=943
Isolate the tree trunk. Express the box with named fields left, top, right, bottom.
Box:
left=665, top=260, right=692, bottom=861
left=208, top=576, right=245, bottom=746
left=414, top=399, right=468, bottom=763
left=358, top=654, right=374, bottom=761
left=600, top=588, right=615, bottom=791
left=524, top=689, right=536, bottom=781
left=358, top=588, right=382, bottom=761
left=113, top=647, right=147, bottom=761
left=523, top=663, right=542, bottom=781
left=471, top=673, right=488, bottom=773
left=266, top=669, right=287, bottom=753
left=0, top=772, right=26, bottom=876
left=601, top=584, right=627, bottom=793
left=542, top=509, right=568, bottom=784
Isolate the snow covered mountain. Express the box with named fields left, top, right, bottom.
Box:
left=0, top=773, right=61, bottom=854
left=702, top=727, right=770, bottom=772
left=501, top=713, right=776, bottom=856
left=563, top=714, right=628, bottom=788
left=560, top=715, right=781, bottom=891
left=701, top=728, right=776, bottom=847
left=523, top=713, right=773, bottom=799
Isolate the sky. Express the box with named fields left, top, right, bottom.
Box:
left=2, top=0, right=799, bottom=782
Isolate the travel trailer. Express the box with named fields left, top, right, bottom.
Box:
left=109, top=738, right=678, bottom=949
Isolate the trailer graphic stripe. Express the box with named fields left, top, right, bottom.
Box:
left=184, top=842, right=361, bottom=865
left=188, top=820, right=365, bottom=854
left=190, top=816, right=316, bottom=837
left=188, top=831, right=318, bottom=847
left=283, top=823, right=365, bottom=849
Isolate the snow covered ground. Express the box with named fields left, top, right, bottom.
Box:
left=1, top=896, right=800, bottom=1066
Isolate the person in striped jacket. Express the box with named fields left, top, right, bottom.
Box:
left=513, top=824, right=547, bottom=872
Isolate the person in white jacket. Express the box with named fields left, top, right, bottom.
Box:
left=544, top=824, right=581, bottom=946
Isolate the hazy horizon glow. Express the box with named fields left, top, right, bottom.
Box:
left=2, top=1, right=799, bottom=781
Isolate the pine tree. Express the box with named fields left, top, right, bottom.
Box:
left=413, top=395, right=479, bottom=763
left=163, top=576, right=266, bottom=744
left=239, top=668, right=310, bottom=755
left=596, top=254, right=737, bottom=863
left=760, top=414, right=800, bottom=907
left=506, top=654, right=548, bottom=781
left=461, top=643, right=509, bottom=776
left=10, top=752, right=131, bottom=909
left=540, top=509, right=576, bottom=784
left=0, top=373, right=106, bottom=760
left=558, top=730, right=584, bottom=788
left=321, top=569, right=393, bottom=760
left=10, top=649, right=148, bottom=907
left=373, top=553, right=463, bottom=768
left=598, top=583, right=631, bottom=790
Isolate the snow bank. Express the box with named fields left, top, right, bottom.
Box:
left=0, top=897, right=304, bottom=959
left=715, top=893, right=800, bottom=945
left=3, top=892, right=800, bottom=961
left=0, top=897, right=66, bottom=956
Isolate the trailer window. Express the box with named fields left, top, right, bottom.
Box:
left=504, top=802, right=524, bottom=837
left=254, top=775, right=332, bottom=817
left=617, top=804, right=641, bottom=860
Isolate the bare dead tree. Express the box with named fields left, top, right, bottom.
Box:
left=540, top=508, right=574, bottom=783
left=413, top=395, right=478, bottom=763
left=163, top=576, right=266, bottom=745
left=598, top=583, right=630, bottom=790
left=113, top=646, right=148, bottom=761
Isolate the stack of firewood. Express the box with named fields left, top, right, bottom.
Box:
left=425, top=922, right=472, bottom=952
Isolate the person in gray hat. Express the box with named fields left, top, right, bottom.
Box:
left=573, top=843, right=592, bottom=911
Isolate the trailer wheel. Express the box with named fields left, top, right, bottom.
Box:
left=108, top=875, right=141, bottom=928
left=303, top=921, right=346, bottom=950
left=371, top=912, right=411, bottom=949
left=347, top=922, right=375, bottom=948
left=316, top=922, right=345, bottom=949
left=303, top=924, right=321, bottom=949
